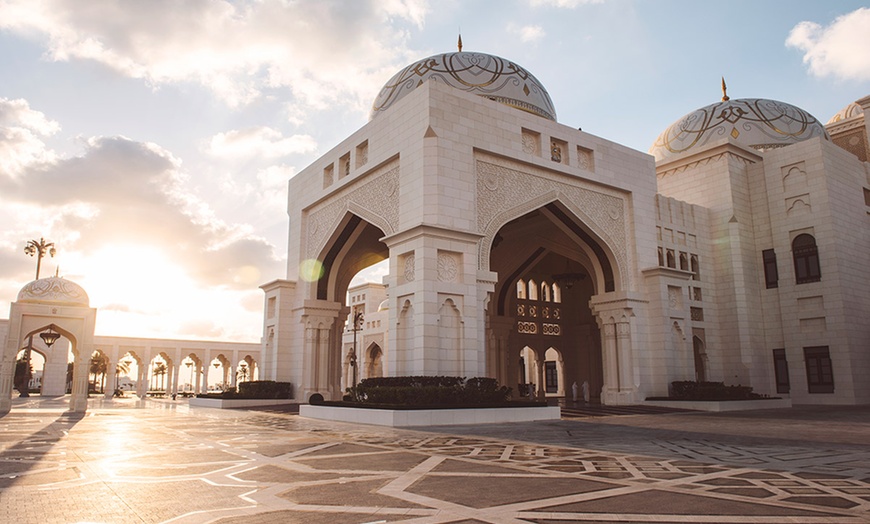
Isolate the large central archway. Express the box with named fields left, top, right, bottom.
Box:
left=487, top=201, right=616, bottom=401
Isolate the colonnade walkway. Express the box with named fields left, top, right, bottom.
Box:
left=1, top=396, right=869, bottom=523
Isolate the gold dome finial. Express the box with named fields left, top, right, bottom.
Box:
left=458, top=33, right=463, bottom=52
left=721, top=76, right=730, bottom=101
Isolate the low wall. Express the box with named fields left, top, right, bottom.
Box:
left=644, top=398, right=792, bottom=412
left=188, top=398, right=297, bottom=409
left=300, top=404, right=562, bottom=427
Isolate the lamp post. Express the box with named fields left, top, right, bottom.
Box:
left=350, top=310, right=364, bottom=400
left=185, top=361, right=193, bottom=393
left=238, top=363, right=248, bottom=384
left=24, top=238, right=56, bottom=280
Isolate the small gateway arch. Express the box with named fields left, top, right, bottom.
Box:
left=1, top=277, right=96, bottom=413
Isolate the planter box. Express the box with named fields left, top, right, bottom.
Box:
left=644, top=398, right=792, bottom=412
left=300, top=404, right=561, bottom=427
left=188, top=398, right=297, bottom=409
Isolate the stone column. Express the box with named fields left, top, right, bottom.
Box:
left=589, top=291, right=647, bottom=405
left=68, top=350, right=91, bottom=412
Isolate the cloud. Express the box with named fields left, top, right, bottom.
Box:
left=0, top=105, right=283, bottom=290
left=508, top=24, right=546, bottom=43
left=206, top=127, right=317, bottom=159
left=528, top=0, right=604, bottom=7
left=0, top=98, right=59, bottom=177
left=786, top=8, right=870, bottom=81
left=0, top=0, right=430, bottom=111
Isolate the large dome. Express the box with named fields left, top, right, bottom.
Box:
left=371, top=51, right=556, bottom=121
left=650, top=98, right=829, bottom=163
left=17, top=277, right=89, bottom=307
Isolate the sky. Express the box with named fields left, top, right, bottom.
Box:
left=1, top=0, right=869, bottom=343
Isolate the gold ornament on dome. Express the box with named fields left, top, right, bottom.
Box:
left=371, top=52, right=557, bottom=121
left=650, top=98, right=829, bottom=163
left=17, top=276, right=89, bottom=306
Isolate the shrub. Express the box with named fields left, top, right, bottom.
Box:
left=355, top=376, right=511, bottom=406
left=237, top=380, right=293, bottom=399
left=200, top=382, right=293, bottom=400
left=670, top=381, right=763, bottom=400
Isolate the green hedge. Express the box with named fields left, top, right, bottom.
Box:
left=354, top=376, right=511, bottom=405
left=198, top=381, right=293, bottom=399
left=670, top=381, right=763, bottom=400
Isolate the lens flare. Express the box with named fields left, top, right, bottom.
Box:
left=299, top=259, right=325, bottom=282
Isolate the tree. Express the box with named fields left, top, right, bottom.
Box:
left=13, top=357, right=32, bottom=394
left=152, top=362, right=167, bottom=391
left=90, top=353, right=107, bottom=393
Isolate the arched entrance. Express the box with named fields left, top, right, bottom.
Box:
left=298, top=212, right=389, bottom=401
left=487, top=202, right=623, bottom=403
left=2, top=277, right=97, bottom=413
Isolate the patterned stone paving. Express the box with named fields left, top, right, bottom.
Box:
left=0, top=398, right=869, bottom=523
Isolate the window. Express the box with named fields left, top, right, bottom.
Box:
left=545, top=361, right=558, bottom=393
left=804, top=346, right=833, bottom=393
left=690, top=254, right=700, bottom=280
left=528, top=280, right=538, bottom=300
left=666, top=249, right=676, bottom=268
left=793, top=234, right=821, bottom=284
left=679, top=252, right=689, bottom=271
left=762, top=249, right=778, bottom=289
left=772, top=349, right=789, bottom=394
left=541, top=281, right=551, bottom=302
left=516, top=280, right=526, bottom=299
left=657, top=247, right=664, bottom=266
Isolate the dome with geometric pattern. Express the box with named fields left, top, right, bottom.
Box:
left=371, top=50, right=556, bottom=121
left=17, top=277, right=89, bottom=307
left=650, top=97, right=829, bottom=163
left=827, top=101, right=864, bottom=124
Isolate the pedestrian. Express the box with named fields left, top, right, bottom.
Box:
left=581, top=380, right=590, bottom=404
left=572, top=381, right=579, bottom=402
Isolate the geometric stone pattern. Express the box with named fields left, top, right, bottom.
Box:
left=1, top=401, right=869, bottom=523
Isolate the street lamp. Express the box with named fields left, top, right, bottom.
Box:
left=24, top=238, right=57, bottom=280
left=238, top=362, right=248, bottom=383
left=350, top=310, right=364, bottom=400
left=185, top=361, right=193, bottom=393
left=212, top=361, right=220, bottom=391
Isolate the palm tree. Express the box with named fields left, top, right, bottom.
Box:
left=152, top=362, right=167, bottom=391
left=90, top=353, right=107, bottom=393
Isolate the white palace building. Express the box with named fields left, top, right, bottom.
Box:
left=3, top=46, right=868, bottom=412
left=260, top=46, right=869, bottom=407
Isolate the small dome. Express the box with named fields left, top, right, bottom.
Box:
left=18, top=277, right=89, bottom=307
left=371, top=51, right=556, bottom=121
left=827, top=101, right=864, bottom=124
left=377, top=299, right=389, bottom=312
left=650, top=98, right=829, bottom=163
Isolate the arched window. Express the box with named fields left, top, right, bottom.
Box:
left=516, top=280, right=527, bottom=299
left=541, top=281, right=551, bottom=302
left=679, top=252, right=689, bottom=271
left=690, top=254, right=700, bottom=280
left=657, top=247, right=664, bottom=267
left=528, top=279, right=538, bottom=300
left=552, top=283, right=561, bottom=303
left=792, top=234, right=821, bottom=284
left=666, top=249, right=676, bottom=268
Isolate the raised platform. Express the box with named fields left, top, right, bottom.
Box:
left=188, top=398, right=297, bottom=409
left=644, top=398, right=792, bottom=412
left=300, top=404, right=562, bottom=427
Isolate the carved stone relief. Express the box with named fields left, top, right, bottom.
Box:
left=476, top=156, right=630, bottom=287
left=305, top=162, right=400, bottom=260
left=403, top=254, right=416, bottom=282
left=437, top=251, right=460, bottom=282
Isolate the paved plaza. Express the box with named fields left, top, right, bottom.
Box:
left=1, top=398, right=869, bottom=523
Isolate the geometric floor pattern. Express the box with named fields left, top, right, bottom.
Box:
left=1, top=399, right=869, bottom=523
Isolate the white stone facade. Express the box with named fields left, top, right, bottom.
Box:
left=262, top=51, right=870, bottom=406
